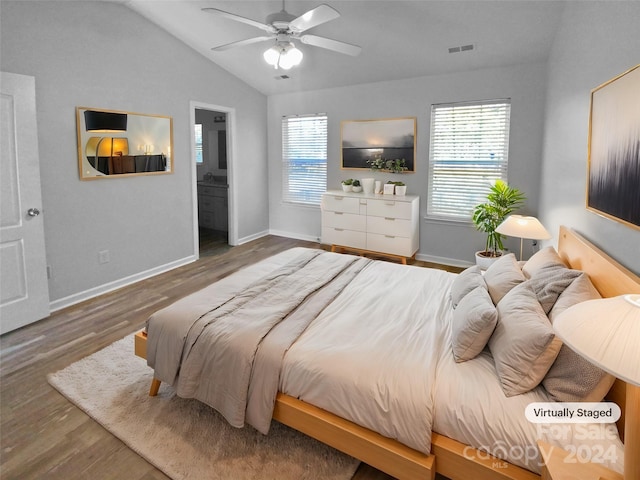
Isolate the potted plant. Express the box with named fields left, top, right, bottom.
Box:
left=386, top=158, right=408, bottom=173
left=367, top=156, right=386, bottom=171
left=351, top=179, right=363, bottom=192
left=472, top=180, right=525, bottom=269
left=341, top=178, right=353, bottom=192
left=394, top=181, right=407, bottom=196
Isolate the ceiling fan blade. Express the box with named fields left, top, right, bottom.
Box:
left=212, top=36, right=274, bottom=52
left=289, top=4, right=340, bottom=33
left=300, top=34, right=362, bottom=56
left=202, top=8, right=277, bottom=34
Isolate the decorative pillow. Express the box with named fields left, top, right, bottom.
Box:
left=527, top=263, right=582, bottom=314
left=483, top=253, right=525, bottom=305
left=522, top=246, right=567, bottom=279
left=543, top=274, right=615, bottom=402
left=450, top=265, right=486, bottom=308
left=451, top=286, right=498, bottom=362
left=489, top=282, right=563, bottom=397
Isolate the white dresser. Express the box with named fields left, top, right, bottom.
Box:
left=321, top=190, right=419, bottom=263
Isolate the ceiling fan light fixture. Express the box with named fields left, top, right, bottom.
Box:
left=263, top=42, right=303, bottom=70
left=263, top=45, right=281, bottom=66
left=279, top=44, right=303, bottom=69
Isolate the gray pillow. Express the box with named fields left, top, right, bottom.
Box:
left=527, top=263, right=582, bottom=314
left=543, top=274, right=615, bottom=402
left=483, top=253, right=525, bottom=305
left=451, top=286, right=498, bottom=362
left=489, top=282, right=562, bottom=397
left=450, top=265, right=486, bottom=308
left=522, top=246, right=567, bottom=279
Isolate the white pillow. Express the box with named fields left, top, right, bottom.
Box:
left=522, top=246, right=567, bottom=279
left=489, top=282, right=562, bottom=396
left=450, top=265, right=486, bottom=308
left=483, top=253, right=525, bottom=305
left=451, top=286, right=498, bottom=362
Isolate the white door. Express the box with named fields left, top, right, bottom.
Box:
left=0, top=72, right=50, bottom=334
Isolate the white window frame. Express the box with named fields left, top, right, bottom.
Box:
left=281, top=113, right=328, bottom=206
left=427, top=99, right=511, bottom=221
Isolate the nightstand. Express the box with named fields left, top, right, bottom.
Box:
left=537, top=440, right=623, bottom=480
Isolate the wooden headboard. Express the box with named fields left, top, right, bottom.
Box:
left=557, top=225, right=640, bottom=440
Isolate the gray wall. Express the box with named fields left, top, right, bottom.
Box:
left=1, top=1, right=268, bottom=306
left=268, top=63, right=548, bottom=265
left=538, top=2, right=640, bottom=275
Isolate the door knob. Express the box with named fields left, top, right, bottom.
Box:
left=27, top=208, right=40, bottom=217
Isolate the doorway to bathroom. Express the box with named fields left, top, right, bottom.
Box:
left=191, top=102, right=236, bottom=257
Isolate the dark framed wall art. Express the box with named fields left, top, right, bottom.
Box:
left=341, top=117, right=416, bottom=171
left=587, top=64, right=640, bottom=230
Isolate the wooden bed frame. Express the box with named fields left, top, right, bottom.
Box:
left=134, top=226, right=640, bottom=480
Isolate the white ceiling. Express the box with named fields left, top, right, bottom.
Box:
left=125, top=0, right=566, bottom=96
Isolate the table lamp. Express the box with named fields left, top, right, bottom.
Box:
left=495, top=215, right=551, bottom=260
left=553, top=294, right=640, bottom=480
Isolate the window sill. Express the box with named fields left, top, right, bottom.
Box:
left=423, top=216, right=475, bottom=228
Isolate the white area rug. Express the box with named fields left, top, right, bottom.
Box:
left=47, top=335, right=359, bottom=480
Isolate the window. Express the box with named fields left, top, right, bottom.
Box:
left=194, top=124, right=203, bottom=164
left=282, top=114, right=327, bottom=205
left=427, top=99, right=511, bottom=220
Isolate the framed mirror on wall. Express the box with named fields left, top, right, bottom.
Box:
left=76, top=107, right=173, bottom=180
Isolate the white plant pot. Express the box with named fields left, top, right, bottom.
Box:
left=383, top=184, right=395, bottom=195
left=352, top=186, right=363, bottom=192
left=374, top=180, right=382, bottom=194
left=361, top=178, right=375, bottom=194
left=342, top=184, right=352, bottom=192
left=475, top=251, right=503, bottom=270
left=395, top=185, right=407, bottom=196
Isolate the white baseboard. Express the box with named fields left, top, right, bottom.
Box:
left=415, top=252, right=473, bottom=269
left=268, top=229, right=320, bottom=243
left=49, top=255, right=197, bottom=312
left=236, top=230, right=270, bottom=246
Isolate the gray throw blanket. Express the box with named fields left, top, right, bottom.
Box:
left=146, top=249, right=371, bottom=433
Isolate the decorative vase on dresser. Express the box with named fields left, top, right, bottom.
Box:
left=320, top=190, right=419, bottom=264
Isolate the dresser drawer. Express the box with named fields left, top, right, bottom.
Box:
left=322, top=194, right=361, bottom=214
left=367, top=216, right=412, bottom=238
left=322, top=227, right=366, bottom=249
left=322, top=211, right=366, bottom=231
left=366, top=198, right=413, bottom=220
left=367, top=233, right=414, bottom=257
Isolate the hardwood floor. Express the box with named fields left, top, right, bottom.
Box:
left=0, top=235, right=459, bottom=480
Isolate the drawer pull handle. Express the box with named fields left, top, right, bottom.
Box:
left=334, top=212, right=344, bottom=215
left=335, top=228, right=344, bottom=232
left=384, top=217, right=395, bottom=221
left=334, top=196, right=343, bottom=200
left=385, top=235, right=396, bottom=239
left=384, top=202, right=395, bottom=206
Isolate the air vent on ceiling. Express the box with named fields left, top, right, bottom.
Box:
left=275, top=75, right=290, bottom=80
left=448, top=44, right=475, bottom=54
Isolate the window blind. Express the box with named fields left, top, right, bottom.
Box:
left=282, top=114, right=327, bottom=205
left=427, top=99, right=511, bottom=220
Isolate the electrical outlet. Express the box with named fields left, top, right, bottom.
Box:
left=98, top=250, right=110, bottom=264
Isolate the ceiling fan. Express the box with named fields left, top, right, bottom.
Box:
left=202, top=1, right=362, bottom=69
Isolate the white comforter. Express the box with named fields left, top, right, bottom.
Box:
left=280, top=254, right=456, bottom=454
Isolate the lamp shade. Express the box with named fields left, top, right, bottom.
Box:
left=495, top=215, right=551, bottom=240
left=84, top=110, right=127, bottom=132
left=553, top=294, right=640, bottom=386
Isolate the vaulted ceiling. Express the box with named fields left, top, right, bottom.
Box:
left=125, top=1, right=565, bottom=96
